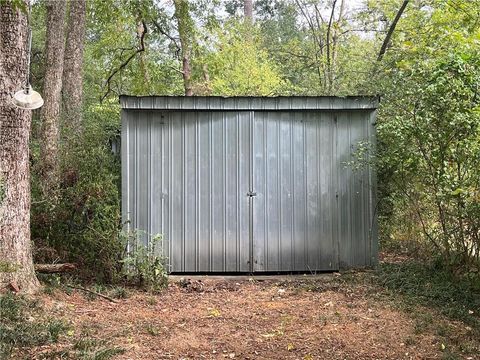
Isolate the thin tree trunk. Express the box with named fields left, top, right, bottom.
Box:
left=377, top=0, right=409, bottom=61
left=39, top=0, right=67, bottom=197
left=62, top=0, right=86, bottom=133
left=331, top=0, right=345, bottom=93
left=0, top=0, right=40, bottom=294
left=173, top=0, right=193, bottom=96
left=244, top=0, right=253, bottom=22
left=326, top=0, right=337, bottom=94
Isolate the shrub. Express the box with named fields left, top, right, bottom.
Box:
left=31, top=100, right=123, bottom=282
left=120, top=232, right=169, bottom=292
left=377, top=49, right=480, bottom=274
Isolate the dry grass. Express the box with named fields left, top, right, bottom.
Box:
left=6, top=257, right=480, bottom=359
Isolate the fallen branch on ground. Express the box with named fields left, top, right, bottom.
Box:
left=34, top=263, right=77, bottom=273
left=65, top=284, right=118, bottom=303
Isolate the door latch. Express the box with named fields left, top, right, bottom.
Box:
left=246, top=191, right=257, bottom=197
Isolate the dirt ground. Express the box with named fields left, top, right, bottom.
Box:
left=29, top=270, right=479, bottom=360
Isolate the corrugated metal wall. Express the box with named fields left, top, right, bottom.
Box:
left=121, top=97, right=378, bottom=273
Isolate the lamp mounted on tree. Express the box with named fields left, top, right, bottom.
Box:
left=12, top=3, right=43, bottom=110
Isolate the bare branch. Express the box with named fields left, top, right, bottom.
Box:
left=152, top=20, right=180, bottom=53
left=66, top=284, right=118, bottom=303
left=101, top=20, right=147, bottom=102
left=377, top=0, right=409, bottom=61
left=168, top=64, right=184, bottom=75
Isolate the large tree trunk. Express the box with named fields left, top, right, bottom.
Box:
left=62, top=0, right=86, bottom=132
left=39, top=0, right=67, bottom=198
left=244, top=0, right=253, bottom=22
left=0, top=0, right=40, bottom=294
left=173, top=0, right=193, bottom=96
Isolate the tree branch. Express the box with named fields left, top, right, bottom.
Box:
left=101, top=20, right=147, bottom=102
left=35, top=263, right=76, bottom=273
left=65, top=284, right=118, bottom=303
left=377, top=0, right=409, bottom=61
left=152, top=20, right=180, bottom=54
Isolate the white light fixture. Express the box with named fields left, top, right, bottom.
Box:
left=13, top=85, right=44, bottom=110
left=12, top=3, right=43, bottom=110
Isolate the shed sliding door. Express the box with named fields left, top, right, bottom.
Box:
left=252, top=112, right=337, bottom=272
left=163, top=111, right=251, bottom=272
left=124, top=110, right=341, bottom=273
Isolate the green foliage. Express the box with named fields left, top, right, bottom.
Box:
left=23, top=0, right=480, bottom=283
left=70, top=337, right=125, bottom=360
left=38, top=341, right=124, bottom=360
left=377, top=261, right=480, bottom=358
left=0, top=294, right=67, bottom=358
left=0, top=0, right=28, bottom=13
left=375, top=1, right=480, bottom=272
left=31, top=100, right=123, bottom=282
left=0, top=260, right=19, bottom=274
left=200, top=21, right=289, bottom=96
left=121, top=232, right=168, bottom=292
left=376, top=261, right=480, bottom=332
left=84, top=0, right=184, bottom=101
left=257, top=0, right=376, bottom=95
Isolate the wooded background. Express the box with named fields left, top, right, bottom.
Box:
left=1, top=0, right=479, bottom=292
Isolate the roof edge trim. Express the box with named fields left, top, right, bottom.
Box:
left=120, top=95, right=379, bottom=111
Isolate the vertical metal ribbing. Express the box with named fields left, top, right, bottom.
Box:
left=123, top=113, right=130, bottom=252
left=248, top=111, right=256, bottom=272
left=195, top=113, right=199, bottom=271
left=277, top=115, right=281, bottom=270
left=316, top=114, right=321, bottom=269
left=263, top=113, right=267, bottom=270
left=148, top=113, right=152, bottom=248
left=368, top=110, right=378, bottom=265
left=334, top=113, right=340, bottom=270
left=290, top=115, right=295, bottom=271
left=160, top=114, right=165, bottom=262
left=223, top=112, right=227, bottom=271
left=348, top=114, right=353, bottom=266
left=368, top=110, right=378, bottom=266
left=182, top=113, right=186, bottom=272
left=121, top=100, right=378, bottom=274
left=331, top=114, right=336, bottom=269
left=366, top=111, right=372, bottom=265
left=236, top=112, right=240, bottom=271
left=362, top=114, right=367, bottom=266
left=209, top=112, right=213, bottom=271
left=303, top=115, right=308, bottom=269
left=134, top=113, right=138, bottom=251
left=168, top=115, right=172, bottom=270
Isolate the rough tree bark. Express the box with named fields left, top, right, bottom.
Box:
left=244, top=0, right=253, bottom=21
left=62, top=0, right=86, bottom=132
left=39, top=0, right=67, bottom=197
left=0, top=0, right=40, bottom=294
left=173, top=0, right=193, bottom=96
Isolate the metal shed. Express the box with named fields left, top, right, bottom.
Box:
left=121, top=96, right=378, bottom=273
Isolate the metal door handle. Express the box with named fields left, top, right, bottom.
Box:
left=246, top=191, right=257, bottom=197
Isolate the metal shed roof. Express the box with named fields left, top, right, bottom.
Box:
left=120, top=95, right=379, bottom=111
